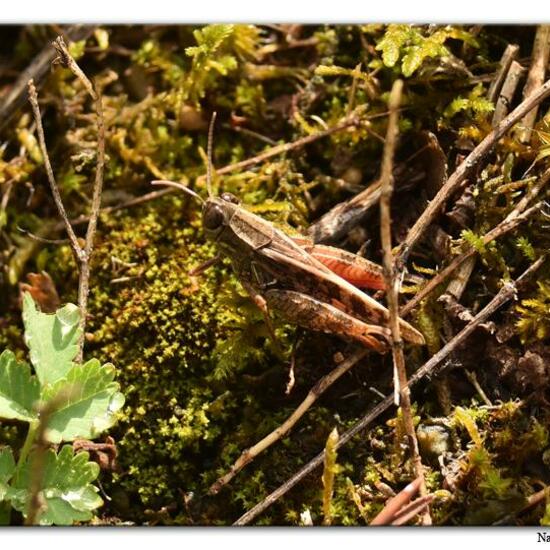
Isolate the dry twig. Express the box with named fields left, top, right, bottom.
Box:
left=487, top=43, right=520, bottom=103
left=27, top=36, right=105, bottom=362
left=378, top=79, right=430, bottom=524
left=400, top=163, right=549, bottom=317
left=518, top=26, right=550, bottom=143
left=208, top=348, right=368, bottom=495
left=492, top=60, right=525, bottom=127
left=234, top=256, right=546, bottom=525
left=28, top=82, right=83, bottom=262
left=396, top=77, right=550, bottom=264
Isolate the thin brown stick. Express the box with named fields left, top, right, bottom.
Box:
left=402, top=163, right=550, bottom=316
left=379, top=79, right=430, bottom=524
left=396, top=77, right=550, bottom=264
left=370, top=476, right=422, bottom=526
left=464, top=370, right=492, bottom=406
left=52, top=37, right=97, bottom=100
left=200, top=109, right=363, bottom=182
left=206, top=111, right=217, bottom=196
left=208, top=348, right=368, bottom=495
left=234, top=256, right=545, bottom=525
left=27, top=80, right=83, bottom=264
left=76, top=88, right=105, bottom=362
left=518, top=26, right=550, bottom=144
left=492, top=60, right=525, bottom=127
left=0, top=26, right=94, bottom=132
left=487, top=44, right=520, bottom=103
left=52, top=37, right=106, bottom=362
left=379, top=78, right=405, bottom=403
left=27, top=36, right=106, bottom=363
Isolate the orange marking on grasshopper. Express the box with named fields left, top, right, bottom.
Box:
left=292, top=237, right=386, bottom=291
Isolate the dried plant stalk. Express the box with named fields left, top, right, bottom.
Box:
left=378, top=79, right=430, bottom=525
left=27, top=36, right=106, bottom=362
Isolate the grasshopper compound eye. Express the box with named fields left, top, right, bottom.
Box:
left=203, top=204, right=225, bottom=230
left=221, top=192, right=240, bottom=204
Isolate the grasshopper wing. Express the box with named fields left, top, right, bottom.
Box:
left=258, top=245, right=425, bottom=346
left=292, top=237, right=386, bottom=291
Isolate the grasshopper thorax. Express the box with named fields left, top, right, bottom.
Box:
left=202, top=193, right=275, bottom=254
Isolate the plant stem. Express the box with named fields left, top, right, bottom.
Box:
left=378, top=79, right=430, bottom=524
left=17, top=421, right=38, bottom=470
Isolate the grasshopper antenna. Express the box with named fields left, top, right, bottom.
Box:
left=151, top=180, right=205, bottom=205
left=206, top=111, right=217, bottom=198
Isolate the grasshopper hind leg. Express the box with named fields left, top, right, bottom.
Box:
left=265, top=289, right=389, bottom=353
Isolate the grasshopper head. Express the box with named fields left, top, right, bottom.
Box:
left=202, top=193, right=240, bottom=241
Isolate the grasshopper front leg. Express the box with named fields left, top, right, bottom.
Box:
left=264, top=289, right=390, bottom=353
left=240, top=279, right=285, bottom=358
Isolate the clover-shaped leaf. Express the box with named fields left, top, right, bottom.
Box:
left=9, top=445, right=102, bottom=525
left=0, top=448, right=15, bottom=525
left=0, top=350, right=40, bottom=423
left=22, top=292, right=81, bottom=387
left=0, top=447, right=15, bottom=502
left=42, top=359, right=125, bottom=443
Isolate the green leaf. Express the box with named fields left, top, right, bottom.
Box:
left=401, top=41, right=448, bottom=77
left=444, top=83, right=494, bottom=120
left=186, top=24, right=234, bottom=60
left=0, top=447, right=15, bottom=502
left=9, top=445, right=102, bottom=525
left=22, top=293, right=81, bottom=387
left=461, top=229, right=486, bottom=254
left=43, top=359, right=125, bottom=443
left=376, top=24, right=411, bottom=68
left=516, top=236, right=536, bottom=261
left=322, top=427, right=339, bottom=526
left=376, top=24, right=479, bottom=78
left=0, top=350, right=40, bottom=423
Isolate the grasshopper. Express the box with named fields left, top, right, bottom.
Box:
left=153, top=115, right=424, bottom=352
left=152, top=118, right=425, bottom=496
left=151, top=182, right=425, bottom=352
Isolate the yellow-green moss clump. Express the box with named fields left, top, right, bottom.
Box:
left=62, top=195, right=346, bottom=524
left=79, top=196, right=273, bottom=521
